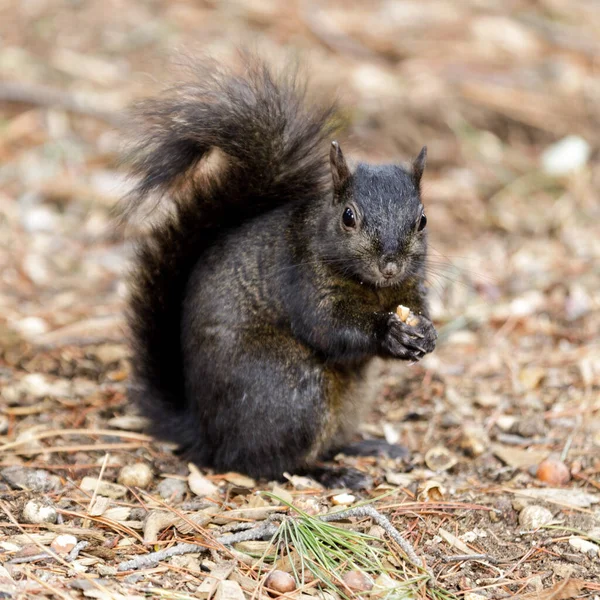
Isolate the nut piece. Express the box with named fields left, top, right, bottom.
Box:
left=396, top=305, right=419, bottom=327
left=396, top=305, right=411, bottom=321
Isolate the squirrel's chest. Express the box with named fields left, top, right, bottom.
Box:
left=352, top=286, right=407, bottom=313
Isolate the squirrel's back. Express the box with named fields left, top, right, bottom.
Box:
left=123, top=56, right=337, bottom=443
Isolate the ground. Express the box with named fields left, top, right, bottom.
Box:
left=0, top=1, right=599, bottom=598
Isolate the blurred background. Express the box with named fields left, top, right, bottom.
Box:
left=0, top=1, right=599, bottom=481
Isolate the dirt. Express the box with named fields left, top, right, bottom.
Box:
left=0, top=1, right=599, bottom=598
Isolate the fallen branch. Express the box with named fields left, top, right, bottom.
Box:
left=319, top=505, right=424, bottom=569
left=118, top=504, right=429, bottom=580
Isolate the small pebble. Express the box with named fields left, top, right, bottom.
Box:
left=342, top=570, right=373, bottom=592
left=50, top=534, right=77, bottom=555
left=536, top=457, right=570, bottom=485
left=22, top=499, right=57, bottom=524
left=1, top=467, right=61, bottom=493
left=568, top=536, right=598, bottom=558
left=157, top=478, right=188, bottom=503
left=331, top=493, right=355, bottom=506
left=541, top=135, right=590, bottom=176
left=519, top=505, right=553, bottom=529
left=265, top=570, right=296, bottom=594
left=118, top=463, right=153, bottom=489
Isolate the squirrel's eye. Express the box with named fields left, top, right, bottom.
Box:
left=342, top=207, right=356, bottom=228
left=417, top=211, right=427, bottom=232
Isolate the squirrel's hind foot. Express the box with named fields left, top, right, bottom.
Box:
left=306, top=466, right=373, bottom=490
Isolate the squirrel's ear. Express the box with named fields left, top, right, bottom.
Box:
left=330, top=141, right=351, bottom=201
left=412, top=146, right=427, bottom=187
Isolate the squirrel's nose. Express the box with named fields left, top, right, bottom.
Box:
left=379, top=259, right=399, bottom=279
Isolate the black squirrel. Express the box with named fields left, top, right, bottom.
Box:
left=122, top=57, right=437, bottom=487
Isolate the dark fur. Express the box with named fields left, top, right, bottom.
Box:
left=123, top=56, right=436, bottom=483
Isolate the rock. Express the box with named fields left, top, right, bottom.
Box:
left=80, top=476, right=128, bottom=499
left=518, top=505, right=553, bottom=529
left=157, top=478, right=188, bottom=503
left=264, top=570, right=296, bottom=594
left=117, top=463, right=153, bottom=489
left=331, top=493, right=355, bottom=506
left=1, top=467, right=61, bottom=492
left=11, top=317, right=48, bottom=338
left=51, top=534, right=77, bottom=555
left=568, top=536, right=598, bottom=558
left=20, top=204, right=60, bottom=233
left=22, top=499, right=57, bottom=524
left=0, top=415, right=8, bottom=435
left=541, top=135, right=591, bottom=176
left=536, top=457, right=570, bottom=485
left=495, top=415, right=517, bottom=432
left=342, top=570, right=373, bottom=592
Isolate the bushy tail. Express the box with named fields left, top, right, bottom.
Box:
left=122, top=56, right=336, bottom=439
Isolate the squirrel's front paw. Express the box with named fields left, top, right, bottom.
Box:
left=381, top=313, right=437, bottom=361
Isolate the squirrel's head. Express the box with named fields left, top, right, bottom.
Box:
left=317, top=142, right=428, bottom=288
